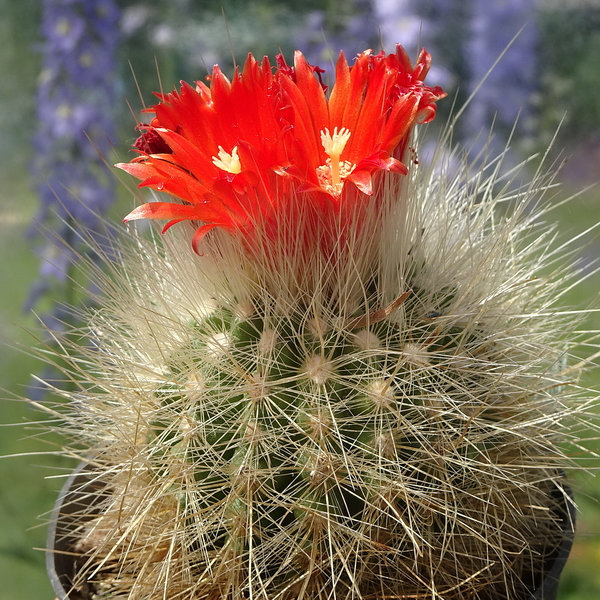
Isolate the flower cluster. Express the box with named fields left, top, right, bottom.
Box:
left=28, top=0, right=121, bottom=314
left=118, top=45, right=445, bottom=254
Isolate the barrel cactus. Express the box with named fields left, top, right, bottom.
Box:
left=45, top=45, right=591, bottom=600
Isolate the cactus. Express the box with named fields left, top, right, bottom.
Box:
left=44, top=46, right=593, bottom=600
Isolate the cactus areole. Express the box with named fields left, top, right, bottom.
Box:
left=48, top=46, right=580, bottom=600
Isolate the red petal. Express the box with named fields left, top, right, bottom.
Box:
left=293, top=50, right=330, bottom=139
left=123, top=202, right=204, bottom=223
left=379, top=95, right=419, bottom=153
left=346, top=170, right=373, bottom=195
left=191, top=223, right=219, bottom=254
left=328, top=51, right=351, bottom=127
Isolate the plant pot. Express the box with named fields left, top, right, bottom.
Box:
left=47, top=464, right=576, bottom=600
left=46, top=463, right=110, bottom=600
left=528, top=482, right=576, bottom=600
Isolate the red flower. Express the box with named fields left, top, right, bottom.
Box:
left=116, top=45, right=445, bottom=252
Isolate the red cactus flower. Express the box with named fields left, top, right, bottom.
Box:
left=116, top=45, right=446, bottom=253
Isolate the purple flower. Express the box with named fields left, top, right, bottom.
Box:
left=32, top=0, right=120, bottom=223
left=38, top=89, right=93, bottom=140
left=38, top=243, right=73, bottom=281
left=28, top=0, right=121, bottom=341
left=84, top=0, right=121, bottom=39
left=63, top=39, right=112, bottom=86
left=60, top=168, right=115, bottom=228
left=463, top=0, right=538, bottom=146
left=41, top=6, right=86, bottom=53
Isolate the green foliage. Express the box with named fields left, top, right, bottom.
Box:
left=537, top=6, right=600, bottom=145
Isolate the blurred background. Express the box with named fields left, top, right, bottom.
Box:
left=0, top=0, right=599, bottom=598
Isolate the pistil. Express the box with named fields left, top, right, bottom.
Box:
left=320, top=127, right=351, bottom=187
left=316, top=127, right=356, bottom=196
left=212, top=145, right=242, bottom=174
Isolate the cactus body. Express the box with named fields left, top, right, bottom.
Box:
left=44, top=46, right=589, bottom=600
left=55, top=167, right=578, bottom=600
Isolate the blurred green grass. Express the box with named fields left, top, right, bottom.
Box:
left=0, top=2, right=75, bottom=594
left=0, top=175, right=67, bottom=600
left=551, top=184, right=600, bottom=600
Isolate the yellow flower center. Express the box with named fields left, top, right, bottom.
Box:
left=57, top=103, right=73, bottom=119
left=79, top=51, right=94, bottom=68
left=316, top=127, right=356, bottom=196
left=55, top=18, right=71, bottom=37
left=212, top=145, right=242, bottom=174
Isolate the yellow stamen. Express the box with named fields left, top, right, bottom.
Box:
left=212, top=145, right=242, bottom=174
left=320, top=127, right=352, bottom=187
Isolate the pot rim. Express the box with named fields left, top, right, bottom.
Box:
left=46, top=462, right=108, bottom=600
